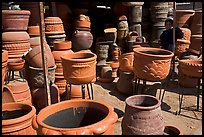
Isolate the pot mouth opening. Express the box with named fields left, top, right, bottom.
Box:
left=61, top=52, right=96, bottom=62
left=164, top=126, right=181, bottom=135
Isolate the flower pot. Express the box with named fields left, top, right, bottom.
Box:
left=54, top=76, right=67, bottom=101
left=2, top=10, right=31, bottom=31
left=175, top=39, right=191, bottom=58
left=28, top=25, right=40, bottom=36
left=122, top=94, right=164, bottom=135
left=2, top=102, right=37, bottom=135
left=61, top=51, right=97, bottom=84
left=8, top=58, right=25, bottom=71
left=119, top=52, right=134, bottom=72
left=2, top=50, right=8, bottom=90
left=44, top=17, right=65, bottom=35
left=67, top=84, right=89, bottom=100
left=176, top=10, right=195, bottom=28
left=75, top=20, right=91, bottom=28
left=133, top=47, right=174, bottom=81
left=46, top=34, right=66, bottom=50
left=33, top=99, right=118, bottom=135
left=163, top=125, right=184, bottom=135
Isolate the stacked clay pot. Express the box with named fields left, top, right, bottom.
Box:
left=27, top=25, right=41, bottom=48
left=71, top=14, right=93, bottom=52
left=52, top=41, right=74, bottom=101
left=45, top=17, right=66, bottom=51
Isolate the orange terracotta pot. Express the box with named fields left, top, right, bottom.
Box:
left=61, top=51, right=97, bottom=84
left=28, top=25, right=40, bottom=36
left=44, top=17, right=65, bottom=35
left=133, top=47, right=174, bottom=81
left=176, top=10, right=195, bottom=28
left=119, top=52, right=134, bottom=72
left=2, top=102, right=37, bottom=135
left=175, top=39, right=191, bottom=58
left=54, top=77, right=67, bottom=101
left=8, top=58, right=25, bottom=71
left=67, top=84, right=89, bottom=100
left=2, top=50, right=8, bottom=91
left=33, top=99, right=118, bottom=135
left=106, top=61, right=119, bottom=78
left=180, top=28, right=191, bottom=41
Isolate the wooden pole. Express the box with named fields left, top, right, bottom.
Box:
left=39, top=2, right=51, bottom=106
left=172, top=2, right=176, bottom=81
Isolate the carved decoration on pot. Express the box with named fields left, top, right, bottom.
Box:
left=119, top=52, right=134, bottom=73
left=44, top=17, right=65, bottom=35
left=2, top=102, right=37, bottom=135
left=2, top=50, right=8, bottom=91
left=133, top=47, right=174, bottom=81
left=176, top=10, right=195, bottom=28
left=95, top=41, right=109, bottom=66
left=122, top=94, right=164, bottom=135
left=175, top=39, right=191, bottom=58
left=33, top=99, right=118, bottom=135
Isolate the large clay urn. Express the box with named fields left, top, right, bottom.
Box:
left=119, top=52, right=134, bottom=72
left=122, top=94, right=164, bottom=135
left=44, top=17, right=65, bottom=35
left=61, top=51, right=97, bottom=84
left=33, top=99, right=118, bottom=135
left=2, top=102, right=37, bottom=135
left=176, top=10, right=195, bottom=28
left=133, top=47, right=174, bottom=81
left=2, top=50, right=8, bottom=91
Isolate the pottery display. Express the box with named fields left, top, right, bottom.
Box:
left=163, top=125, right=184, bottom=135
left=122, top=94, right=164, bottom=135
left=2, top=10, right=31, bottom=31
left=190, top=10, right=202, bottom=35
left=189, top=35, right=202, bottom=51
left=2, top=102, right=37, bottom=135
left=118, top=52, right=134, bottom=72
left=44, top=17, right=65, bottom=35
left=95, top=42, right=109, bottom=65
left=133, top=47, right=174, bottom=81
left=2, top=50, right=8, bottom=90
left=61, top=51, right=97, bottom=84
left=33, top=99, right=118, bottom=135
left=176, top=10, right=195, bottom=28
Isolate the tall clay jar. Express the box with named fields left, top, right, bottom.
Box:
left=122, top=94, right=164, bottom=135
left=95, top=42, right=109, bottom=65
left=2, top=50, right=8, bottom=91
left=2, top=102, right=37, bottom=135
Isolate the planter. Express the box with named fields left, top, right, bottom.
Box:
left=190, top=10, right=202, bottom=35
left=176, top=10, right=195, bottom=28
left=119, top=52, right=134, bottom=72
left=75, top=20, right=91, bottom=28
left=104, top=28, right=117, bottom=43
left=178, top=59, right=202, bottom=78
left=2, top=50, right=8, bottom=90
left=163, top=125, right=184, bottom=135
left=2, top=102, right=37, bottom=135
left=2, top=86, right=15, bottom=104
left=189, top=35, right=202, bottom=51
left=133, top=47, right=174, bottom=81
left=33, top=99, right=118, bottom=135
left=95, top=42, right=109, bottom=65
left=8, top=58, right=25, bottom=71
left=44, top=17, right=65, bottom=35
left=122, top=94, right=164, bottom=135
left=175, top=39, right=191, bottom=58
left=54, top=76, right=67, bottom=101
left=2, top=10, right=31, bottom=31
left=46, top=34, right=66, bottom=50
left=61, top=51, right=97, bottom=84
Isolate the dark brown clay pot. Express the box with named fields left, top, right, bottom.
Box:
left=2, top=85, right=15, bottom=104
left=71, top=30, right=93, bottom=52
left=33, top=99, right=118, bottom=135
left=2, top=10, right=31, bottom=31
left=176, top=10, right=195, bottom=28
left=2, top=102, right=37, bottom=135
left=163, top=125, right=184, bottom=135
left=61, top=51, right=97, bottom=84
left=44, top=17, right=65, bottom=35
left=8, top=58, right=25, bottom=71
left=133, top=47, right=174, bottom=81
left=6, top=79, right=32, bottom=105
left=2, top=50, right=8, bottom=91
left=190, top=35, right=202, bottom=51
left=190, top=10, right=202, bottom=35
left=122, top=94, right=164, bottom=135
left=119, top=52, right=134, bottom=72
left=28, top=25, right=40, bottom=36
left=178, top=59, right=202, bottom=78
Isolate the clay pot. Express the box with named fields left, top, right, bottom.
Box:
left=2, top=10, right=31, bottom=31
left=28, top=25, right=40, bottom=36
left=33, top=99, right=118, bottom=135
left=30, top=84, right=60, bottom=113
left=132, top=36, right=149, bottom=49
left=104, top=28, right=117, bottom=43
left=100, top=64, right=113, bottom=79
left=67, top=84, right=89, bottom=100
left=175, top=39, right=191, bottom=58
left=190, top=10, right=202, bottom=35
left=6, top=79, right=32, bottom=105
left=180, top=28, right=191, bottom=41
left=190, top=35, right=202, bottom=51
left=2, top=50, right=8, bottom=90
left=116, top=70, right=134, bottom=95
left=176, top=10, right=195, bottom=28
left=46, top=34, right=66, bottom=50
left=29, top=36, right=41, bottom=48
left=54, top=77, right=67, bottom=101
left=122, top=94, right=164, bottom=135
left=24, top=44, right=55, bottom=68
left=71, top=29, right=93, bottom=52
left=2, top=102, right=37, bottom=135
left=163, top=125, right=184, bottom=135
left=44, top=17, right=65, bottom=35
left=111, top=43, right=121, bottom=61
left=95, top=42, right=109, bottom=65
left=178, top=59, right=202, bottom=78
left=106, top=61, right=119, bottom=78
left=53, top=40, right=72, bottom=51
left=119, top=52, right=134, bottom=72
left=2, top=86, right=15, bottom=104
left=129, top=5, right=143, bottom=23
left=8, top=58, right=25, bottom=71
left=61, top=51, right=97, bottom=84
left=133, top=47, right=174, bottom=81
left=75, top=20, right=91, bottom=28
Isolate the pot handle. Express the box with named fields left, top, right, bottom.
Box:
left=136, top=36, right=146, bottom=42
left=32, top=115, right=39, bottom=131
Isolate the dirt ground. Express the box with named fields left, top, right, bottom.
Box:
left=93, top=64, right=202, bottom=135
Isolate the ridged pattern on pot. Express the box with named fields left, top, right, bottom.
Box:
left=180, top=28, right=191, bottom=41
left=3, top=42, right=31, bottom=51
left=133, top=47, right=174, bottom=81
left=176, top=10, right=195, bottom=28
left=54, top=78, right=66, bottom=95
left=2, top=102, right=37, bottom=135
left=175, top=39, right=190, bottom=58
left=119, top=52, right=134, bottom=72
left=61, top=52, right=97, bottom=84
left=45, top=17, right=65, bottom=35
left=34, top=99, right=118, bottom=135
left=2, top=10, right=31, bottom=31
left=122, top=95, right=164, bottom=135
left=178, top=59, right=202, bottom=78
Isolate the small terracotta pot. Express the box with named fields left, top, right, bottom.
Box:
left=67, top=84, right=89, bottom=100
left=180, top=27, right=191, bottom=41
left=176, top=10, right=195, bottom=28
left=28, top=25, right=40, bottom=36
left=8, top=58, right=25, bottom=71
left=54, top=77, right=67, bottom=101
left=2, top=102, right=37, bottom=135
left=33, top=99, right=118, bottom=135
left=46, top=34, right=66, bottom=49
left=2, top=50, right=8, bottom=90
left=2, top=10, right=31, bottom=31
left=163, top=125, right=184, bottom=135
left=53, top=41, right=72, bottom=51
left=45, top=17, right=65, bottom=35
left=61, top=51, right=97, bottom=84
left=119, top=52, right=134, bottom=72
left=75, top=20, right=91, bottom=28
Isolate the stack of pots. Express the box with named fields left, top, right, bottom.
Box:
left=71, top=14, right=93, bottom=52
left=52, top=41, right=74, bottom=101
left=27, top=25, right=41, bottom=48
left=150, top=2, right=169, bottom=47
left=44, top=17, right=66, bottom=51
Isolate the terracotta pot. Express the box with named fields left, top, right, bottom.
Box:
left=176, top=10, right=195, bottom=28
left=178, top=59, right=202, bottom=78
left=2, top=85, right=15, bottom=104
left=33, top=99, right=118, bottom=135
left=2, top=10, right=31, bottom=31
left=100, top=64, right=113, bottom=79
left=133, top=47, right=174, bottom=81
left=119, top=52, right=134, bottom=72
left=30, top=84, right=60, bottom=113
left=106, top=61, right=119, bottom=78
left=111, top=43, right=121, bottom=61
left=190, top=35, right=202, bottom=51
left=24, top=44, right=55, bottom=68
left=71, top=29, right=93, bottom=52
left=61, top=51, right=97, bottom=84
left=6, top=79, right=32, bottom=105
left=28, top=25, right=40, bottom=36
left=75, top=20, right=91, bottom=28
left=2, top=102, right=37, bottom=135
left=53, top=40, right=72, bottom=51
left=54, top=77, right=67, bottom=101
left=190, top=10, right=202, bottom=35
left=163, top=125, right=184, bottom=135
left=67, top=84, right=89, bottom=100
left=122, top=94, right=164, bottom=135
left=46, top=34, right=66, bottom=50
left=8, top=58, right=25, bottom=71
left=175, top=39, right=191, bottom=58
left=44, top=17, right=65, bottom=35
left=2, top=50, right=8, bottom=91
left=104, top=28, right=117, bottom=43
left=95, top=42, right=109, bottom=65
left=180, top=27, right=191, bottom=41
left=116, top=70, right=134, bottom=95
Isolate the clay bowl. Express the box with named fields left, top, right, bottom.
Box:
left=8, top=58, right=25, bottom=71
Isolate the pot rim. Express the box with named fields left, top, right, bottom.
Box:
left=29, top=65, right=57, bottom=70
left=2, top=10, right=31, bottom=15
